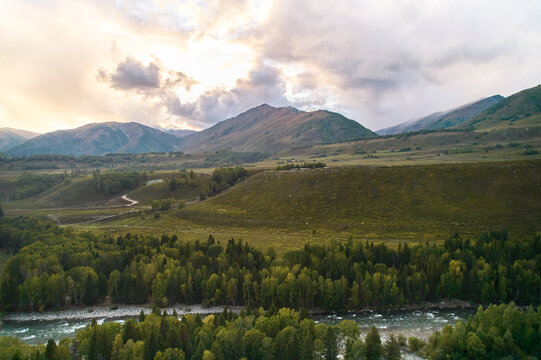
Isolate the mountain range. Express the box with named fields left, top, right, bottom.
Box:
left=4, top=105, right=376, bottom=156
left=7, top=122, right=182, bottom=157
left=2, top=84, right=540, bottom=157
left=377, top=95, right=505, bottom=135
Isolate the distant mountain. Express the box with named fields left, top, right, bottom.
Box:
left=7, top=122, right=182, bottom=157
left=155, top=127, right=197, bottom=138
left=0, top=127, right=40, bottom=152
left=179, top=104, right=376, bottom=153
left=377, top=95, right=505, bottom=135
left=458, top=85, right=541, bottom=130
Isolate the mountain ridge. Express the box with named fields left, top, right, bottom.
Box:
left=0, top=127, right=40, bottom=152
left=178, top=104, right=376, bottom=153
left=458, top=85, right=541, bottom=130
left=377, top=95, right=505, bottom=135
left=7, top=122, right=182, bottom=157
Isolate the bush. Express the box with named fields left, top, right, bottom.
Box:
left=408, top=337, right=425, bottom=353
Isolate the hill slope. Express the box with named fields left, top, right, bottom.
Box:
left=179, top=104, right=376, bottom=153
left=7, top=122, right=182, bottom=157
left=377, top=95, right=504, bottom=135
left=155, top=127, right=197, bottom=138
left=179, top=160, right=540, bottom=241
left=0, top=127, right=40, bottom=152
left=458, top=85, right=541, bottom=130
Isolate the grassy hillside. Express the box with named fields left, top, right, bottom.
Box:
left=126, top=172, right=211, bottom=205
left=178, top=160, right=540, bottom=240
left=2, top=177, right=114, bottom=209
left=179, top=104, right=376, bottom=153
left=459, top=84, right=541, bottom=130
left=377, top=95, right=504, bottom=135
left=254, top=127, right=541, bottom=169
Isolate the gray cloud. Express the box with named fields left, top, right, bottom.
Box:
left=254, top=0, right=541, bottom=130
left=164, top=62, right=290, bottom=127
left=109, top=57, right=160, bottom=90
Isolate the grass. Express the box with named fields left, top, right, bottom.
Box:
left=86, top=159, right=541, bottom=253
left=254, top=127, right=541, bottom=169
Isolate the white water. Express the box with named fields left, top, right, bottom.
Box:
left=0, top=304, right=472, bottom=350
left=0, top=304, right=238, bottom=345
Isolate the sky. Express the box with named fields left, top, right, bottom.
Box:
left=1, top=0, right=540, bottom=133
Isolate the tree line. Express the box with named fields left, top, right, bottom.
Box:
left=200, top=167, right=248, bottom=199
left=1, top=307, right=403, bottom=360
left=2, top=303, right=539, bottom=360
left=275, top=162, right=326, bottom=171
left=92, top=170, right=146, bottom=196
left=1, top=216, right=540, bottom=312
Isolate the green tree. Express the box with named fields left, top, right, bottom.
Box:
left=365, top=326, right=382, bottom=360
left=383, top=334, right=400, bottom=360
left=45, top=339, right=57, bottom=360
left=324, top=326, right=338, bottom=360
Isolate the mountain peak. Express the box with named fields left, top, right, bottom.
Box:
left=178, top=105, right=376, bottom=153
left=7, top=121, right=181, bottom=157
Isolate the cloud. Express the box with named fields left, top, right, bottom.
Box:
left=162, top=62, right=290, bottom=127
left=108, top=57, right=160, bottom=90
left=254, top=0, right=541, bottom=129
left=1, top=0, right=541, bottom=133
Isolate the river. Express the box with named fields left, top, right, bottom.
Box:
left=0, top=304, right=473, bottom=355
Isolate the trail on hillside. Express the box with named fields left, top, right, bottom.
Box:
left=4, top=194, right=140, bottom=212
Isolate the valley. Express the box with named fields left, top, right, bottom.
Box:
left=0, top=84, right=540, bottom=360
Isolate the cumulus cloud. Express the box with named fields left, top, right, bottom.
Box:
left=160, top=62, right=289, bottom=128
left=109, top=57, right=160, bottom=90
left=1, top=0, right=541, bottom=132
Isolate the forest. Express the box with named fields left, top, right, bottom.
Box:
left=92, top=171, right=147, bottom=196
left=1, top=216, right=540, bottom=312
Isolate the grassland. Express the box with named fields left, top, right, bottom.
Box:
left=84, top=159, right=541, bottom=253
left=2, top=124, right=540, bottom=254
left=255, top=127, right=541, bottom=168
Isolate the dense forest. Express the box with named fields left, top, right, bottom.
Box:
left=423, top=302, right=541, bottom=359
left=1, top=216, right=540, bottom=312
left=92, top=171, right=147, bottom=196
left=1, top=303, right=539, bottom=360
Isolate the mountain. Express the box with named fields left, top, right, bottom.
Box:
left=7, top=122, right=182, bottom=157
left=178, top=104, right=376, bottom=153
left=0, top=127, right=40, bottom=152
left=155, top=127, right=197, bottom=138
left=377, top=95, right=505, bottom=135
left=458, top=85, right=541, bottom=130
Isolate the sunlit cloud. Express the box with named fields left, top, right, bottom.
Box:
left=0, top=0, right=540, bottom=133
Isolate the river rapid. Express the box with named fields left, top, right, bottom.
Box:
left=0, top=304, right=473, bottom=358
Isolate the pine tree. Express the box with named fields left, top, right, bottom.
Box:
left=324, top=327, right=338, bottom=360
left=365, top=326, right=382, bottom=360
left=45, top=339, right=57, bottom=360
